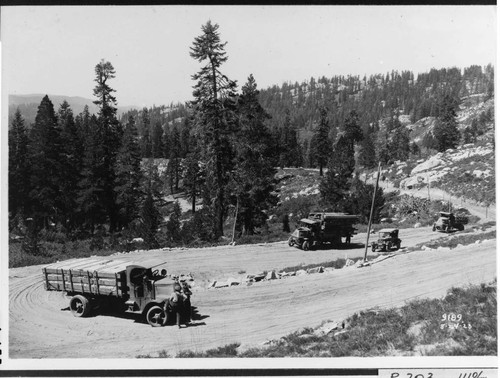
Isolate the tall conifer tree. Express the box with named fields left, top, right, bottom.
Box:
left=28, top=95, right=63, bottom=229
left=434, top=94, right=460, bottom=152
left=115, top=115, right=143, bottom=229
left=311, top=107, right=332, bottom=176
left=78, top=115, right=108, bottom=234
left=92, top=60, right=122, bottom=232
left=232, top=74, right=277, bottom=235
left=319, top=134, right=355, bottom=210
left=190, top=20, right=238, bottom=238
left=8, top=109, right=30, bottom=219
left=58, top=101, right=83, bottom=230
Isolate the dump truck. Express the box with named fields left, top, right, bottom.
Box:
left=371, top=228, right=401, bottom=252
left=432, top=211, right=468, bottom=233
left=43, top=259, right=180, bottom=327
left=288, top=212, right=358, bottom=250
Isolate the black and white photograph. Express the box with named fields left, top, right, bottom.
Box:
left=1, top=4, right=497, bottom=373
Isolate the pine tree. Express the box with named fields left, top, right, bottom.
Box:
left=166, top=201, right=182, bottom=243
left=279, top=109, right=302, bottom=167
left=346, top=177, right=385, bottom=224
left=190, top=20, right=238, bottom=238
left=8, top=109, right=30, bottom=219
left=434, top=94, right=460, bottom=152
left=358, top=129, right=377, bottom=169
left=22, top=218, right=45, bottom=256
left=168, top=124, right=181, bottom=192
left=162, top=124, right=170, bottom=159
left=115, top=115, right=143, bottom=230
left=78, top=114, right=108, bottom=234
left=182, top=151, right=203, bottom=213
left=410, top=141, right=421, bottom=157
left=232, top=74, right=277, bottom=235
left=58, top=101, right=83, bottom=231
left=311, top=107, right=332, bottom=176
left=376, top=123, right=391, bottom=165
left=140, top=160, right=163, bottom=249
left=75, top=105, right=91, bottom=146
left=151, top=121, right=164, bottom=158
left=180, top=118, right=192, bottom=158
left=93, top=59, right=118, bottom=126
left=140, top=191, right=160, bottom=250
left=140, top=108, right=152, bottom=158
left=92, top=60, right=122, bottom=232
left=390, top=124, right=411, bottom=161
left=319, top=134, right=355, bottom=210
left=28, top=95, right=63, bottom=229
left=343, top=110, right=364, bottom=150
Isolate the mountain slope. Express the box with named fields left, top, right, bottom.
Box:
left=8, top=94, right=138, bottom=126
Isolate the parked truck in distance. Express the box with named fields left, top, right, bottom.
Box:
left=43, top=259, right=181, bottom=327
left=288, top=212, right=358, bottom=250
left=432, top=211, right=468, bottom=233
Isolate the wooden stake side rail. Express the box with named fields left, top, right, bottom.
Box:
left=44, top=258, right=131, bottom=274
left=43, top=267, right=125, bottom=297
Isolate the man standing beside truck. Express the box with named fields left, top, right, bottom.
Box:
left=169, top=283, right=187, bottom=328
left=181, top=281, right=192, bottom=324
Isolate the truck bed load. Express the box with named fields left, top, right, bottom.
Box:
left=43, top=258, right=131, bottom=297
left=308, top=212, right=358, bottom=224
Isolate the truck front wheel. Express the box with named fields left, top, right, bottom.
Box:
left=146, top=305, right=167, bottom=327
left=70, top=295, right=91, bottom=317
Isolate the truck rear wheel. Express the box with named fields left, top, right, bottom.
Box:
left=70, top=295, right=91, bottom=317
left=146, top=305, right=167, bottom=327
left=302, top=241, right=310, bottom=251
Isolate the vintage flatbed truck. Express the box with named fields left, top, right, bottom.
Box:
left=288, top=212, right=358, bottom=250
left=43, top=259, right=178, bottom=327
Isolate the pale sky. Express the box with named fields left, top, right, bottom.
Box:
left=1, top=5, right=497, bottom=108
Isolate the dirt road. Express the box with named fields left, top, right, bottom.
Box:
left=377, top=180, right=496, bottom=223
left=9, top=226, right=496, bottom=358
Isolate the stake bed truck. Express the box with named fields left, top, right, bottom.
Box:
left=43, top=258, right=179, bottom=327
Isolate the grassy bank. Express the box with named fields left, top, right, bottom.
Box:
left=410, top=229, right=496, bottom=252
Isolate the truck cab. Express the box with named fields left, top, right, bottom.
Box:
left=433, top=212, right=466, bottom=232
left=288, top=218, right=319, bottom=250
left=126, top=265, right=175, bottom=315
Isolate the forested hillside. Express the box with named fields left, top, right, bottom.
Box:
left=118, top=63, right=494, bottom=169
left=8, top=20, right=495, bottom=268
